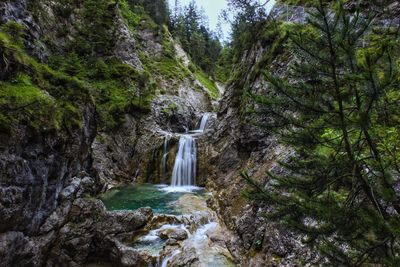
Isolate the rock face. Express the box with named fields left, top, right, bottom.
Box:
left=92, top=92, right=212, bottom=188
left=0, top=0, right=48, bottom=60
left=0, top=104, right=96, bottom=235
left=114, top=15, right=143, bottom=70
left=0, top=178, right=154, bottom=267
left=46, top=199, right=153, bottom=267
left=201, top=9, right=323, bottom=266
left=0, top=0, right=214, bottom=266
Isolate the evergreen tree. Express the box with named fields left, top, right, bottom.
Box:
left=128, top=0, right=170, bottom=25
left=244, top=0, right=400, bottom=265
left=224, top=0, right=270, bottom=63
left=168, top=0, right=222, bottom=77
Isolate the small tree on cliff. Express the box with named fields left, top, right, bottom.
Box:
left=243, top=0, right=400, bottom=265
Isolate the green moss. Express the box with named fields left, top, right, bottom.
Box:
left=119, top=0, right=159, bottom=33
left=137, top=25, right=191, bottom=84
left=195, top=70, right=220, bottom=99
left=0, top=2, right=165, bottom=134
left=157, top=56, right=190, bottom=80
left=0, top=74, right=59, bottom=131
left=119, top=0, right=142, bottom=32
left=85, top=59, right=153, bottom=131
left=161, top=102, right=177, bottom=116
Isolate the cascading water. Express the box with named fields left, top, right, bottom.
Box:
left=161, top=134, right=171, bottom=177
left=171, top=135, right=197, bottom=186
left=170, top=114, right=209, bottom=187
left=198, top=112, right=209, bottom=132
left=191, top=112, right=210, bottom=133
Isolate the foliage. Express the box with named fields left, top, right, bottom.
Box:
left=214, top=46, right=234, bottom=83
left=244, top=1, right=400, bottom=265
left=87, top=59, right=153, bottom=130
left=161, top=102, right=177, bottom=116
left=128, top=0, right=170, bottom=25
left=169, top=0, right=223, bottom=77
left=0, top=74, right=58, bottom=131
left=0, top=0, right=223, bottom=135
left=0, top=0, right=156, bottom=133
left=70, top=0, right=118, bottom=57
left=195, top=69, right=220, bottom=99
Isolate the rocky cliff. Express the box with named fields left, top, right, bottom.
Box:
left=0, top=0, right=215, bottom=266
left=202, top=12, right=324, bottom=266
left=1, top=0, right=331, bottom=266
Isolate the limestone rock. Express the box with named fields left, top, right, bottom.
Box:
left=159, top=228, right=188, bottom=241
left=114, top=16, right=143, bottom=70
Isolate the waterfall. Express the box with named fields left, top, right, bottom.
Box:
left=170, top=114, right=210, bottom=187
left=171, top=135, right=197, bottom=186
left=192, top=113, right=210, bottom=133
left=198, top=113, right=209, bottom=132
left=161, top=134, right=171, bottom=177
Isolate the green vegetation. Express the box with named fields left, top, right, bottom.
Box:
left=161, top=102, right=177, bottom=116
left=0, top=74, right=58, bottom=131
left=0, top=0, right=158, bottom=133
left=128, top=0, right=170, bottom=26
left=214, top=47, right=234, bottom=83
left=195, top=70, right=219, bottom=99
left=0, top=0, right=226, bottom=134
left=0, top=21, right=91, bottom=133
left=241, top=1, right=400, bottom=265
left=169, top=0, right=224, bottom=78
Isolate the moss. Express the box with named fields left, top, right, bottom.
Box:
left=119, top=0, right=142, bottom=32
left=0, top=74, right=59, bottom=131
left=66, top=0, right=119, bottom=57
left=156, top=56, right=190, bottom=80
left=0, top=22, right=90, bottom=132
left=195, top=70, right=220, bottom=99
left=0, top=1, right=168, bottom=134
left=84, top=58, right=154, bottom=131
left=161, top=102, right=177, bottom=116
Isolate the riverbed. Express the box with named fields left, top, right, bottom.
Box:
left=100, top=184, right=236, bottom=267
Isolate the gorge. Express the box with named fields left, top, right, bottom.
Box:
left=1, top=0, right=400, bottom=266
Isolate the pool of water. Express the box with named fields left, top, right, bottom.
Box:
left=99, top=184, right=205, bottom=215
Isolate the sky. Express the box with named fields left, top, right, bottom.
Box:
left=168, top=0, right=230, bottom=40
left=168, top=0, right=277, bottom=41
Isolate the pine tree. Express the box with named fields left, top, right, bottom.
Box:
left=168, top=0, right=222, bottom=77
left=244, top=0, right=400, bottom=265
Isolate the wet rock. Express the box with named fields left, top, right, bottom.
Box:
left=159, top=228, right=188, bottom=241
left=104, top=207, right=154, bottom=233
left=92, top=116, right=139, bottom=187
left=145, top=214, right=183, bottom=230
left=168, top=247, right=200, bottom=267
left=46, top=199, right=154, bottom=266
left=80, top=176, right=96, bottom=195
left=110, top=240, right=152, bottom=267
left=0, top=231, right=29, bottom=267
left=151, top=95, right=198, bottom=133
left=59, top=177, right=81, bottom=201
left=166, top=238, right=179, bottom=246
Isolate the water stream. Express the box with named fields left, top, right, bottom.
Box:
left=171, top=135, right=197, bottom=186
left=170, top=113, right=209, bottom=187
left=161, top=134, right=171, bottom=178
left=100, top=114, right=235, bottom=266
